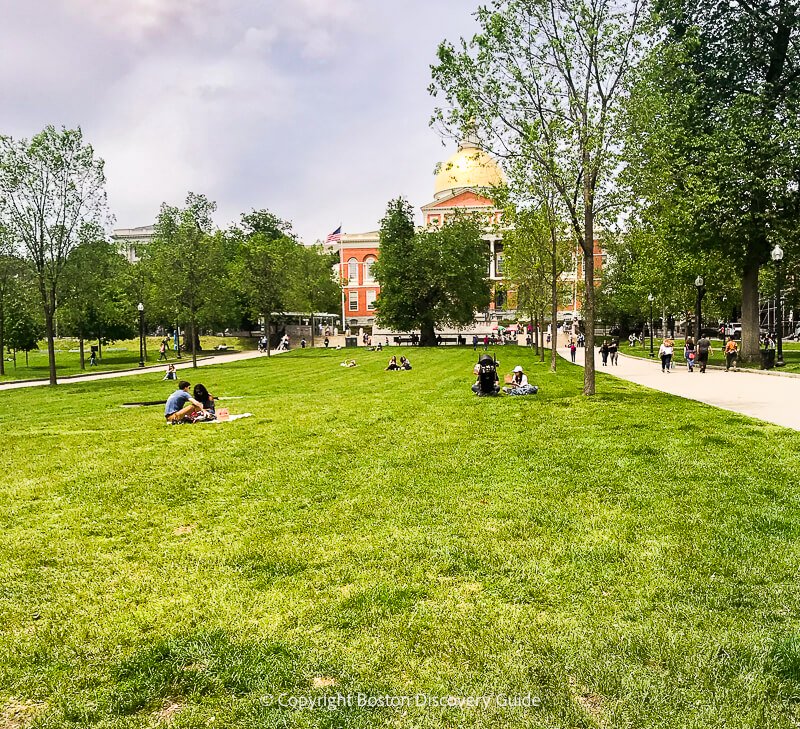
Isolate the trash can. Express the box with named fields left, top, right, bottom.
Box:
left=760, top=349, right=775, bottom=370
left=345, top=336, right=358, bottom=348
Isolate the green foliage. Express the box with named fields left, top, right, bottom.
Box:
left=0, top=126, right=108, bottom=383
left=60, top=229, right=137, bottom=348
left=146, top=193, right=230, bottom=361
left=431, top=0, right=647, bottom=391
left=373, top=198, right=490, bottom=344
left=623, top=2, right=800, bottom=356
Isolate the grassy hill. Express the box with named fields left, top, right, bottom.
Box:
left=1, top=347, right=799, bottom=728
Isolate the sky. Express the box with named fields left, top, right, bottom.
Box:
left=0, top=0, right=482, bottom=244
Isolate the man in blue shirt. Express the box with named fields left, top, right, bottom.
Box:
left=164, top=380, right=205, bottom=423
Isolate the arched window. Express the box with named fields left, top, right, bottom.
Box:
left=364, top=256, right=376, bottom=283
left=348, top=258, right=358, bottom=283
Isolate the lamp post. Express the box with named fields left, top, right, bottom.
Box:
left=695, top=275, right=705, bottom=343
left=138, top=302, right=145, bottom=368
left=772, top=244, right=785, bottom=367
left=648, top=293, right=655, bottom=357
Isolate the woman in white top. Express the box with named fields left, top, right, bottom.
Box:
left=658, top=339, right=674, bottom=373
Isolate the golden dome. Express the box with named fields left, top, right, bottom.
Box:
left=434, top=139, right=504, bottom=199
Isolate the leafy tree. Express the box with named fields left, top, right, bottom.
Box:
left=373, top=197, right=490, bottom=345
left=431, top=0, right=646, bottom=393
left=60, top=229, right=136, bottom=368
left=503, top=200, right=571, bottom=371
left=5, top=273, right=44, bottom=367
left=624, top=1, right=800, bottom=361
left=0, top=227, right=26, bottom=375
left=0, top=126, right=108, bottom=384
left=289, top=244, right=341, bottom=345
left=147, top=193, right=227, bottom=367
left=234, top=211, right=299, bottom=356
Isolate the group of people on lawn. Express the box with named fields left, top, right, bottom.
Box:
left=472, top=355, right=538, bottom=396
left=164, top=380, right=216, bottom=423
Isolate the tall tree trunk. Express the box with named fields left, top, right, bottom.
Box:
left=190, top=313, right=198, bottom=368
left=79, top=336, right=85, bottom=370
left=45, top=308, right=57, bottom=386
left=582, top=247, right=595, bottom=395
left=311, top=313, right=315, bottom=347
left=582, top=167, right=596, bottom=395
left=0, top=307, right=4, bottom=377
left=539, top=309, right=546, bottom=362
left=420, top=321, right=436, bottom=346
left=533, top=312, right=539, bottom=355
left=529, top=312, right=535, bottom=351
left=550, top=229, right=558, bottom=373
left=741, top=261, right=760, bottom=363
left=266, top=314, right=271, bottom=356
left=98, top=338, right=103, bottom=360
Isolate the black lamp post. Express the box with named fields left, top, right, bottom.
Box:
left=648, top=293, right=655, bottom=357
left=695, top=275, right=705, bottom=343
left=138, top=302, right=145, bottom=368
left=772, top=244, right=785, bottom=367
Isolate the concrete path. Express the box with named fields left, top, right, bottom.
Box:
left=0, top=349, right=272, bottom=392
left=558, top=345, right=800, bottom=431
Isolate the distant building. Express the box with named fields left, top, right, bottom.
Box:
left=338, top=136, right=603, bottom=330
left=111, top=225, right=155, bottom=263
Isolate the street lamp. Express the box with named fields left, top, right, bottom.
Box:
left=648, top=293, right=655, bottom=357
left=695, top=275, right=705, bottom=343
left=772, top=244, right=785, bottom=367
left=137, top=302, right=145, bottom=368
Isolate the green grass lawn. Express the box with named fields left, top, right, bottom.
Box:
left=0, top=336, right=256, bottom=382
left=615, top=338, right=800, bottom=372
left=1, top=348, right=799, bottom=728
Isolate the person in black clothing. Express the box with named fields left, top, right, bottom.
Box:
left=599, top=340, right=610, bottom=366
left=696, top=336, right=712, bottom=373
left=471, top=355, right=500, bottom=396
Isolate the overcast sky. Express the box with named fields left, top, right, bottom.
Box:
left=0, top=0, right=482, bottom=244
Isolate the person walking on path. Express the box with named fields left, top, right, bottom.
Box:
left=599, top=340, right=610, bottom=366
left=684, top=337, right=696, bottom=373
left=609, top=339, right=619, bottom=366
left=569, top=340, right=577, bottom=363
left=658, top=338, right=674, bottom=372
left=158, top=338, right=169, bottom=361
left=697, top=335, right=712, bottom=373
left=724, top=337, right=739, bottom=371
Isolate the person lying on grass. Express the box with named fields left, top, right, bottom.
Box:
left=164, top=380, right=212, bottom=423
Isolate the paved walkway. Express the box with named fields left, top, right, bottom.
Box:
left=0, top=349, right=271, bottom=392
left=559, top=345, right=800, bottom=431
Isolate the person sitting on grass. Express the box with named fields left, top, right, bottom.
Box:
left=162, top=364, right=177, bottom=380
left=400, top=355, right=412, bottom=370
left=472, top=354, right=500, bottom=396
left=193, top=383, right=216, bottom=415
left=164, top=380, right=209, bottom=424
left=503, top=365, right=538, bottom=396
left=386, top=355, right=400, bottom=371
left=340, top=359, right=357, bottom=367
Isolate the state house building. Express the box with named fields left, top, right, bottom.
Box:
left=338, top=137, right=603, bottom=330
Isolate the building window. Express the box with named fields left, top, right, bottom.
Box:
left=348, top=258, right=358, bottom=283
left=495, top=254, right=504, bottom=276
left=364, top=256, right=376, bottom=283
left=366, top=290, right=377, bottom=310
left=348, top=290, right=359, bottom=311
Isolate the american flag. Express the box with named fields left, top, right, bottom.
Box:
left=326, top=226, right=342, bottom=244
